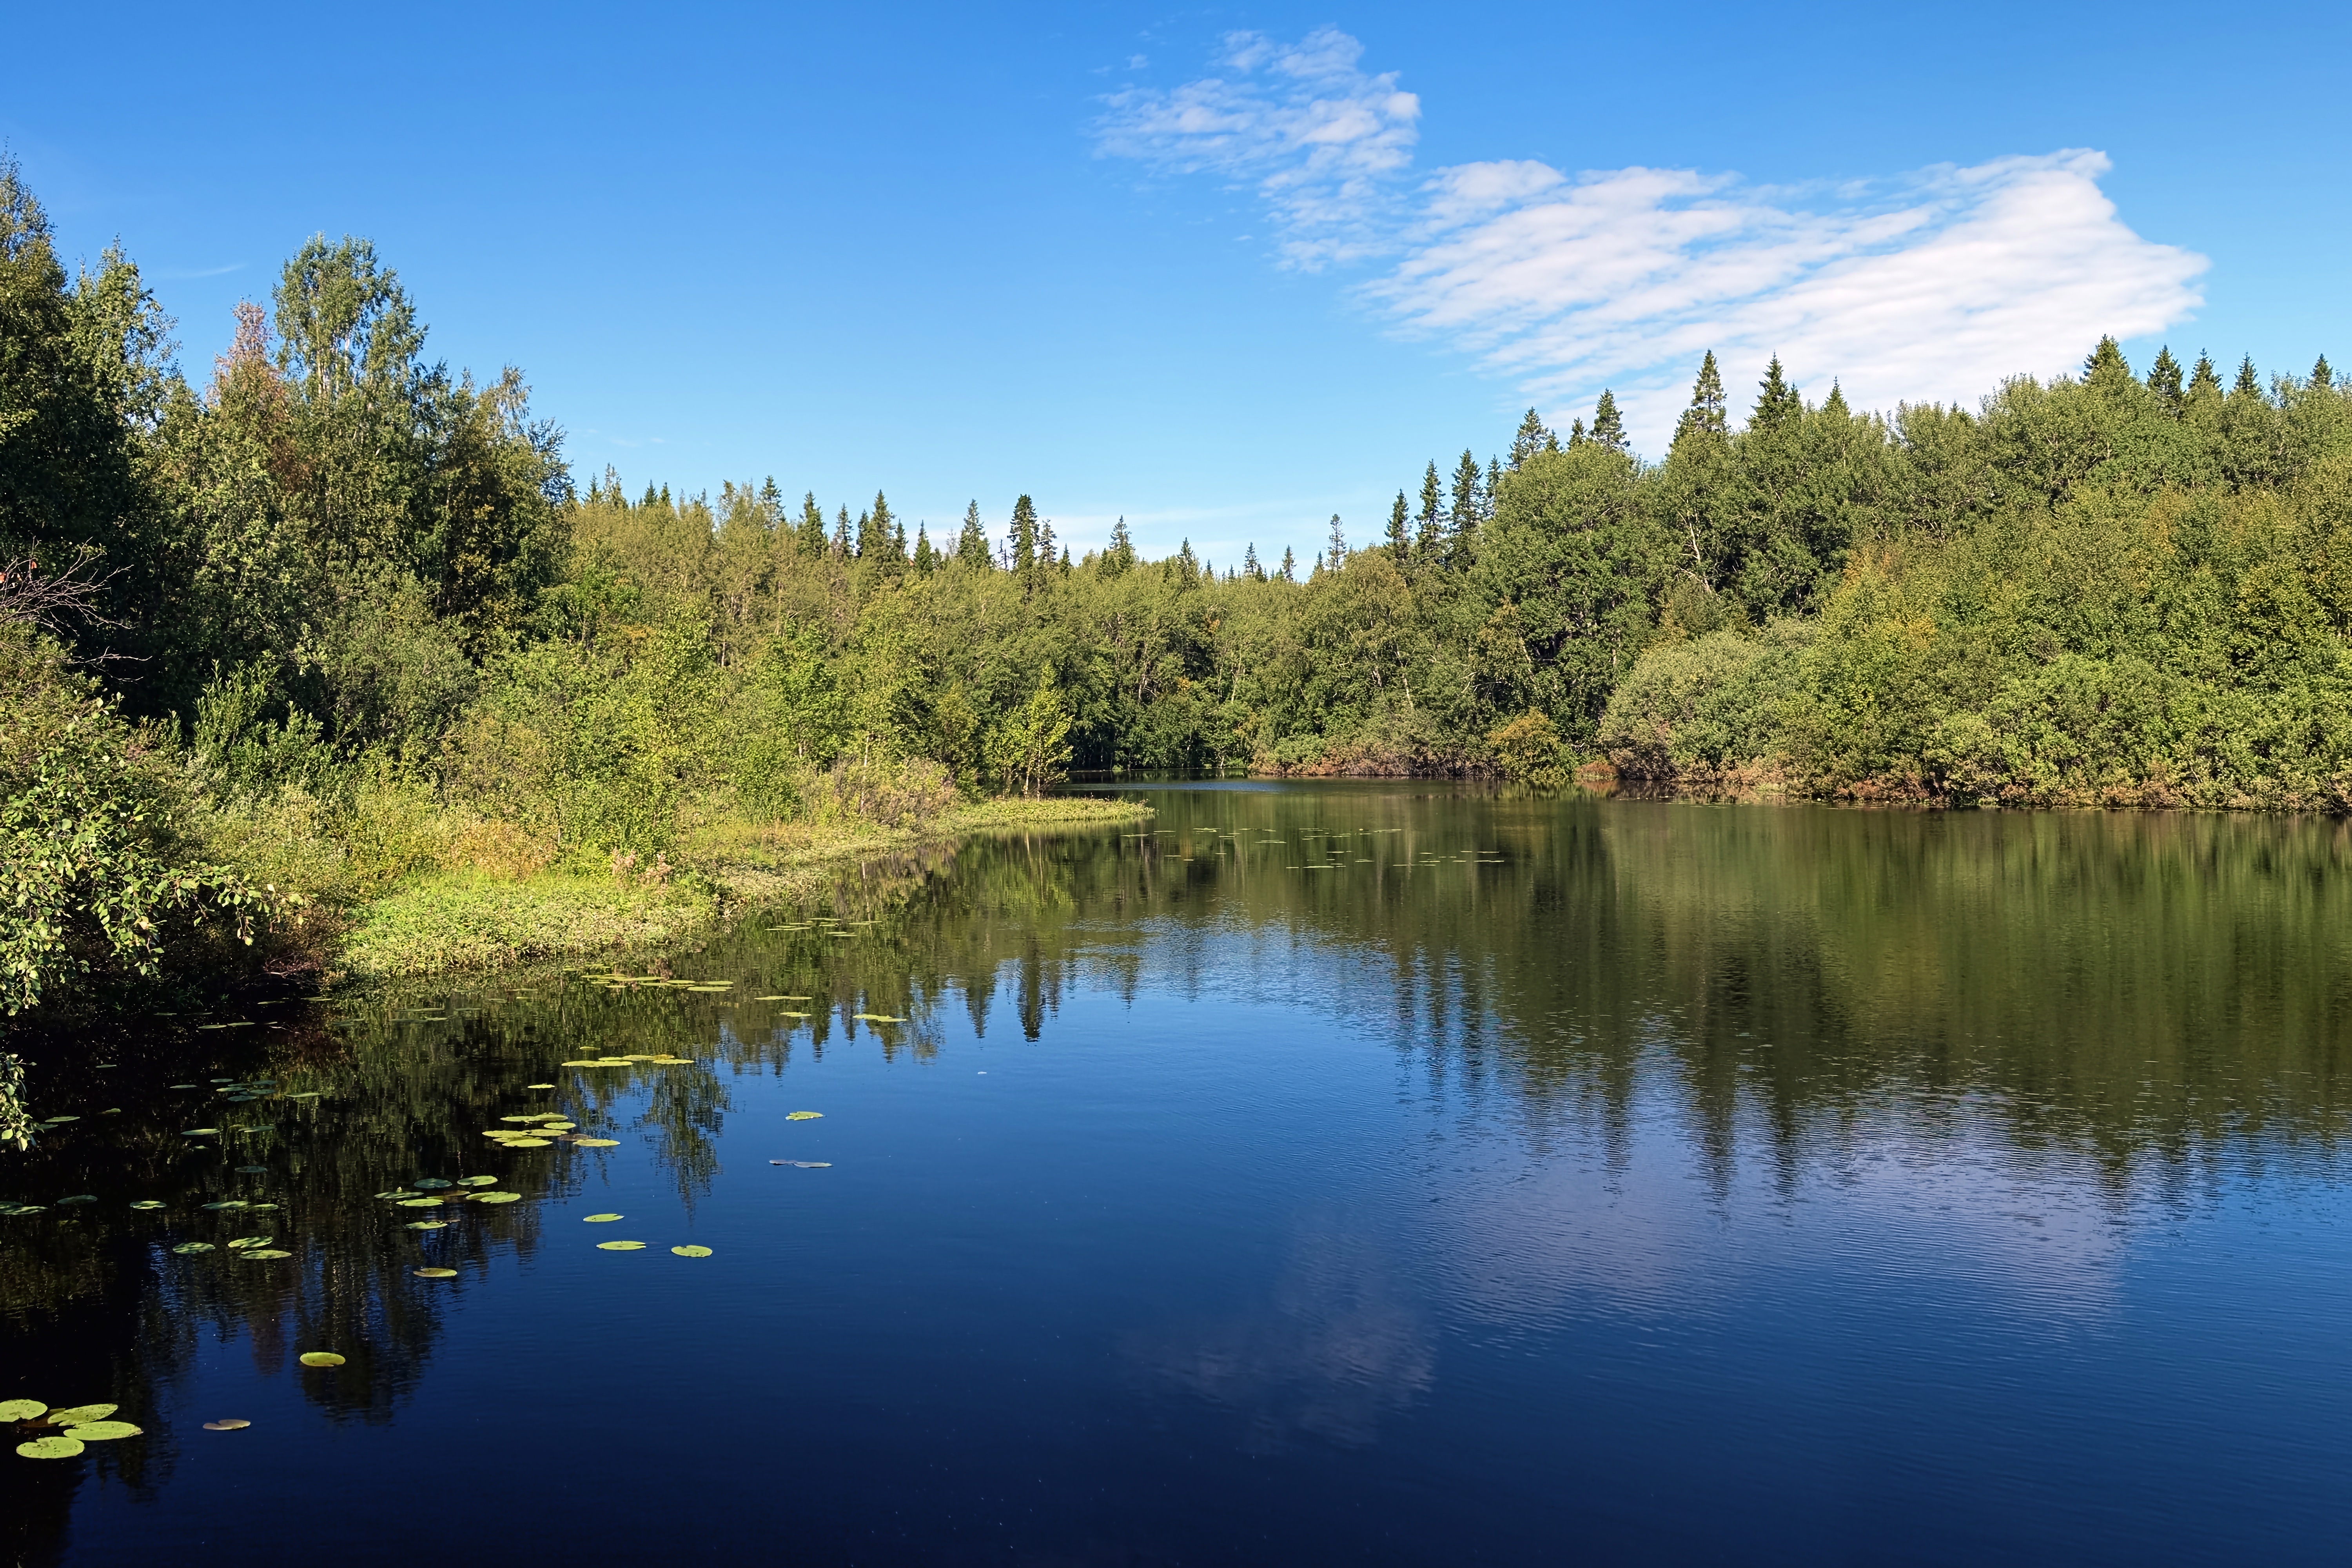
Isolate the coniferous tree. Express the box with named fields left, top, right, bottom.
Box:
left=2083, top=335, right=2132, bottom=384
left=1243, top=543, right=1261, bottom=581
left=1278, top=545, right=1296, bottom=582
left=1449, top=450, right=1484, bottom=566
left=1104, top=515, right=1136, bottom=577
left=1386, top=491, right=1409, bottom=557
left=1590, top=390, right=1626, bottom=453
left=2234, top=356, right=2264, bottom=399
left=912, top=525, right=936, bottom=573
left=2147, top=347, right=2184, bottom=412
left=2314, top=356, right=2335, bottom=390
left=1415, top=461, right=1444, bottom=565
left=1751, top=356, right=1801, bottom=434
left=831, top=505, right=851, bottom=558
left=1325, top=513, right=1346, bottom=572
left=1009, top=495, right=1039, bottom=582
left=1509, top=408, right=1553, bottom=469
left=798, top=493, right=828, bottom=555
left=1675, top=352, right=1728, bottom=442
left=1568, top=416, right=1588, bottom=446
left=956, top=500, right=991, bottom=568
left=2183, top=353, right=2224, bottom=422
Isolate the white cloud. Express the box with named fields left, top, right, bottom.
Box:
left=1098, top=34, right=2207, bottom=454
left=1095, top=27, right=1420, bottom=267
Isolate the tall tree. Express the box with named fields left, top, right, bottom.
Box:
left=2147, top=347, right=2184, bottom=412
left=1674, top=352, right=1728, bottom=443
left=955, top=500, right=991, bottom=568
left=1750, top=356, right=1801, bottom=434
left=1509, top=408, right=1554, bottom=469
left=1386, top=490, right=1409, bottom=557
left=1590, top=390, right=1626, bottom=453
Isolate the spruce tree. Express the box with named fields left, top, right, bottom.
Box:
left=1386, top=490, right=1409, bottom=557
left=1415, top=461, right=1444, bottom=563
left=799, top=493, right=828, bottom=555
left=2147, top=347, right=2184, bottom=410
left=1448, top=450, right=1483, bottom=565
left=831, top=505, right=851, bottom=557
left=1591, top=390, right=1626, bottom=452
left=2184, top=353, right=2224, bottom=420
left=1509, top=408, right=1552, bottom=469
left=1243, top=542, right=1261, bottom=580
left=1278, top=545, right=1296, bottom=582
left=2083, top=335, right=2131, bottom=385
left=956, top=500, right=991, bottom=568
left=2313, top=355, right=2334, bottom=389
left=913, top=525, right=937, bottom=573
left=1751, top=356, right=1801, bottom=434
left=1674, top=352, right=1728, bottom=442
left=1105, top=515, right=1136, bottom=577
left=1326, top=512, right=1346, bottom=572
left=1486, top=457, right=1502, bottom=517
left=1009, top=495, right=1039, bottom=577
left=2234, top=356, right=2265, bottom=401
left=1569, top=416, right=1587, bottom=446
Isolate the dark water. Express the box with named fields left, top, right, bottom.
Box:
left=9, top=784, right=2352, bottom=1565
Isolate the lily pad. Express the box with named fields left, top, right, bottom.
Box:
left=525, top=1083, right=557, bottom=1089
left=200, top=1201, right=249, bottom=1211
left=225, top=1236, right=274, bottom=1249
left=16, top=1436, right=83, bottom=1459
left=499, top=1115, right=539, bottom=1123
left=202, top=1419, right=249, bottom=1431
left=47, top=1404, right=116, bottom=1425
left=671, top=1245, right=713, bottom=1257
left=455, top=1176, right=498, bottom=1187
left=503, top=1138, right=552, bottom=1148
left=471, top=1192, right=523, bottom=1204
left=539, top=1123, right=577, bottom=1132
left=786, top=1111, right=824, bottom=1121
left=298, top=1352, right=345, bottom=1368
left=171, top=1242, right=216, bottom=1254
left=249, top=1203, right=280, bottom=1211
left=240, top=1249, right=292, bottom=1259
left=0, top=1400, right=46, bottom=1421
left=58, top=1195, right=97, bottom=1205
left=574, top=1137, right=620, bottom=1147
left=181, top=1128, right=220, bottom=1136
left=396, top=1197, right=444, bottom=1208
left=375, top=1189, right=416, bottom=1200
left=413, top=1267, right=458, bottom=1279
left=558, top=1060, right=604, bottom=1067
left=404, top=1220, right=449, bottom=1230
left=583, top=1213, right=623, bottom=1222
left=411, top=1178, right=453, bottom=1190
left=595, top=1240, right=646, bottom=1250
left=63, top=1421, right=140, bottom=1441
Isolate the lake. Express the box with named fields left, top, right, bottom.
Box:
left=7, top=782, right=2352, bottom=1564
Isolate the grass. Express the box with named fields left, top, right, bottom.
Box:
left=334, top=794, right=1153, bottom=980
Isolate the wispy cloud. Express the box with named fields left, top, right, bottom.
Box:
left=1097, top=33, right=2207, bottom=452
left=155, top=261, right=247, bottom=280
left=1096, top=27, right=1420, bottom=267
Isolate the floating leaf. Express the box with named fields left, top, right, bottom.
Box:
left=595, top=1240, right=646, bottom=1250
left=404, top=1221, right=449, bottom=1230
left=181, top=1128, right=220, bottom=1136
left=786, top=1111, right=824, bottom=1121
left=298, top=1352, right=345, bottom=1368
left=583, top=1213, right=623, bottom=1223
left=47, top=1405, right=116, bottom=1425
left=524, top=1083, right=556, bottom=1089
left=200, top=1200, right=249, bottom=1211
left=58, top=1195, right=96, bottom=1205
left=240, top=1250, right=291, bottom=1259
left=573, top=1137, right=620, bottom=1148
left=471, top=1192, right=522, bottom=1204
left=0, top=1400, right=45, bottom=1421
left=225, top=1236, right=273, bottom=1250
left=201, top=1419, right=249, bottom=1431
left=539, top=1123, right=577, bottom=1132
left=374, top=1190, right=415, bottom=1200
left=411, top=1178, right=453, bottom=1190
left=63, top=1421, right=140, bottom=1441
left=16, top=1436, right=83, bottom=1459
left=670, top=1245, right=713, bottom=1258
left=455, top=1176, right=498, bottom=1188
left=43, top=1116, right=78, bottom=1125
left=171, top=1242, right=216, bottom=1254
left=414, top=1267, right=458, bottom=1279
left=503, top=1138, right=551, bottom=1148
left=397, top=1197, right=444, bottom=1208
left=499, top=1115, right=539, bottom=1123
left=249, top=1203, right=280, bottom=1212
left=852, top=1014, right=906, bottom=1024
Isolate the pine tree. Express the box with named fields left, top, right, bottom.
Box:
left=1751, top=356, right=1801, bottom=434
left=2147, top=347, right=2184, bottom=411
left=1674, top=351, right=1728, bottom=443
left=2313, top=355, right=2334, bottom=389
left=2184, top=353, right=2224, bottom=420
left=831, top=505, right=851, bottom=557
left=799, top=493, right=828, bottom=555
left=1386, top=490, right=1409, bottom=557
left=858, top=491, right=896, bottom=559
left=1243, top=542, right=1261, bottom=580
left=1486, top=457, right=1502, bottom=517
left=853, top=509, right=873, bottom=557
left=2083, top=335, right=2132, bottom=385
left=1509, top=408, right=1552, bottom=469
left=1591, top=390, right=1626, bottom=453
left=913, top=525, right=937, bottom=573
left=759, top=475, right=782, bottom=517
left=1325, top=513, right=1346, bottom=572
left=956, top=500, right=991, bottom=568
left=2234, top=356, right=2265, bottom=401
left=1037, top=516, right=1058, bottom=582
left=890, top=518, right=908, bottom=566
left=1821, top=382, right=1850, bottom=418
left=1278, top=546, right=1296, bottom=583
left=1569, top=416, right=1588, bottom=446
left=1105, top=515, right=1136, bottom=577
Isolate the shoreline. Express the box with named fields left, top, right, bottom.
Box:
left=329, top=795, right=1154, bottom=982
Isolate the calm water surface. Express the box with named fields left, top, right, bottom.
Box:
left=8, top=784, right=2352, bottom=1564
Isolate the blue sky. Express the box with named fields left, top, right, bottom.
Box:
left=9, top=2, right=2347, bottom=566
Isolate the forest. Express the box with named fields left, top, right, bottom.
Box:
left=7, top=152, right=2352, bottom=1025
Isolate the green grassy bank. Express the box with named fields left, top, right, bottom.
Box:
left=333, top=796, right=1151, bottom=979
